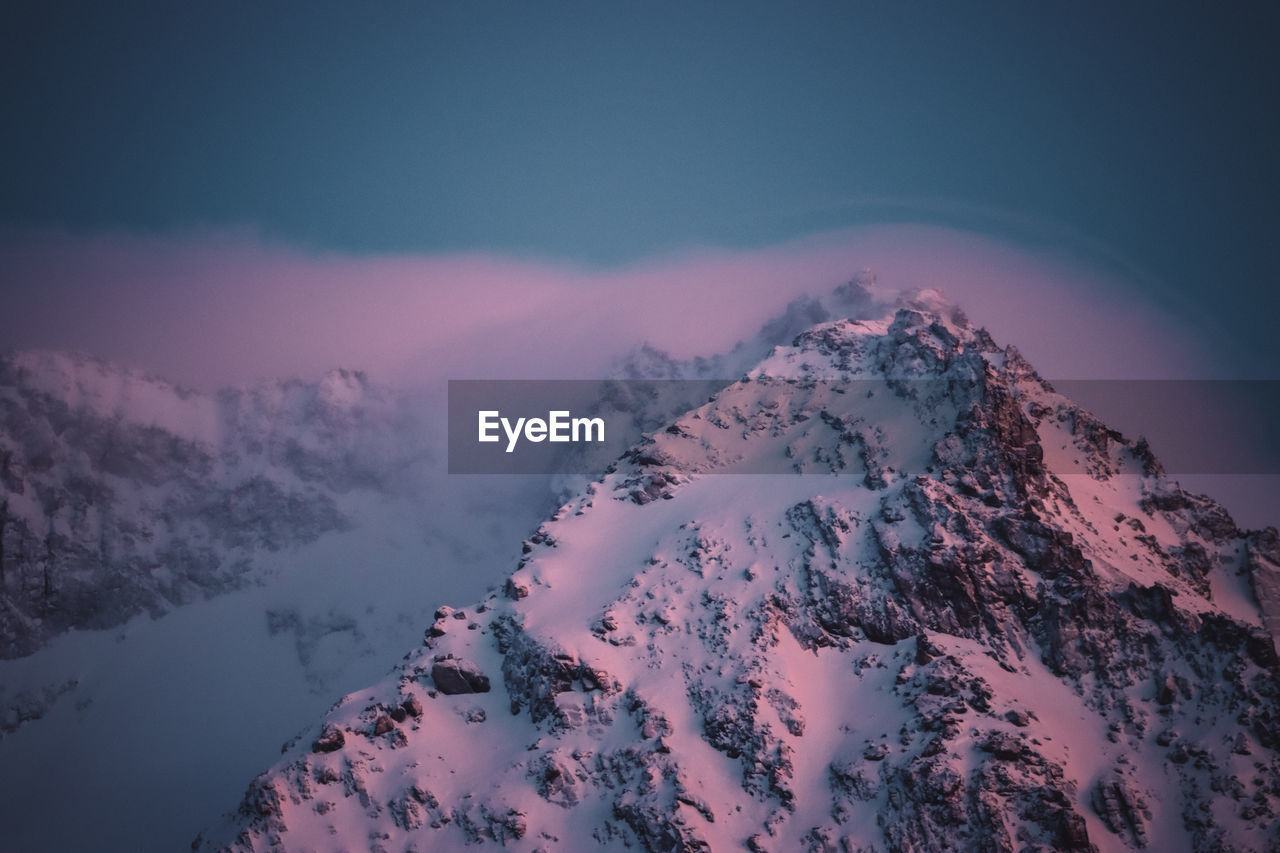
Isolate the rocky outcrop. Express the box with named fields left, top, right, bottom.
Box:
left=429, top=657, right=491, bottom=695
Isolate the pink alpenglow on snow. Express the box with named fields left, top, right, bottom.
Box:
left=195, top=292, right=1280, bottom=852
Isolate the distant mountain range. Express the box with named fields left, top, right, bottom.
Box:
left=0, top=351, right=424, bottom=662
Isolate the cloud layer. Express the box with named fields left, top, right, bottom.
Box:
left=0, top=224, right=1218, bottom=391
left=0, top=222, right=1275, bottom=533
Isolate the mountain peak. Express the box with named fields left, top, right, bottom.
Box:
left=198, top=294, right=1280, bottom=853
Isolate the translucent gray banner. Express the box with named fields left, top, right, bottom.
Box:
left=447, top=379, right=1280, bottom=476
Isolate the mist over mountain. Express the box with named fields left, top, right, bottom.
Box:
left=1, top=273, right=1275, bottom=852
left=0, top=272, right=907, bottom=851
left=0, top=352, right=433, bottom=660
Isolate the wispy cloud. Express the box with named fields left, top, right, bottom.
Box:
left=0, top=223, right=1217, bottom=390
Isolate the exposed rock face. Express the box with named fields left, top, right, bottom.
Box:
left=0, top=352, right=423, bottom=662
left=198, top=294, right=1280, bottom=852
left=311, top=725, right=345, bottom=754
left=430, top=657, right=492, bottom=695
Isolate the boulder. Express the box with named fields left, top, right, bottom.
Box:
left=431, top=658, right=491, bottom=695
left=311, top=725, right=345, bottom=753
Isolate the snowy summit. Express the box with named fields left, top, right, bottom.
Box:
left=198, top=283, right=1279, bottom=852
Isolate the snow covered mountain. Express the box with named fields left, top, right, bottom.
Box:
left=197, top=295, right=1280, bottom=851
left=0, top=350, right=424, bottom=661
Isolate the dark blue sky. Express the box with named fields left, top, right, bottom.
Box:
left=3, top=1, right=1279, bottom=371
